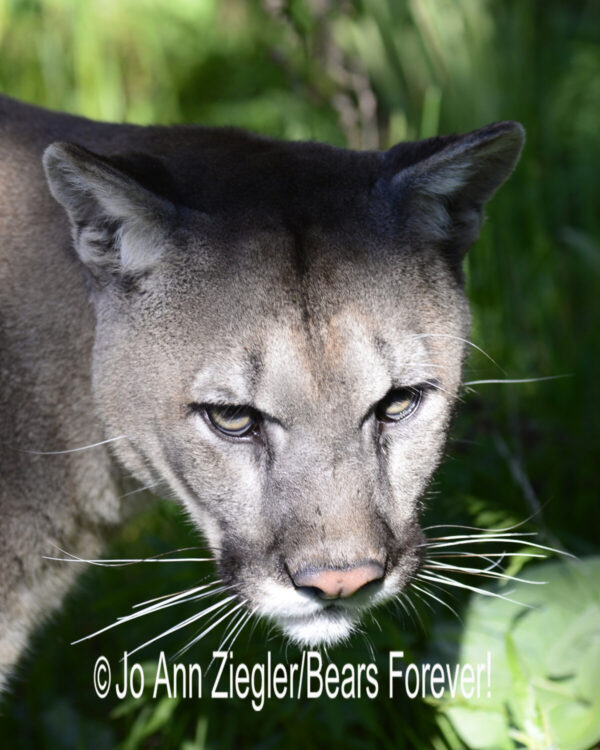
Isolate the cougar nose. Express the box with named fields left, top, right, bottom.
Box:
left=292, top=562, right=385, bottom=600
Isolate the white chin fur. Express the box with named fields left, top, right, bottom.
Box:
left=254, top=581, right=359, bottom=645
left=255, top=578, right=396, bottom=646
left=279, top=610, right=357, bottom=647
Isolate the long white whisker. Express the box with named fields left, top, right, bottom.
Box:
left=474, top=552, right=505, bottom=572
left=362, top=632, right=376, bottom=662
left=463, top=375, right=570, bottom=386
left=410, top=582, right=462, bottom=622
left=428, top=552, right=546, bottom=560
left=44, top=556, right=213, bottom=565
left=417, top=576, right=461, bottom=604
left=410, top=333, right=505, bottom=373
left=23, top=435, right=129, bottom=455
left=422, top=518, right=537, bottom=533
left=119, top=480, right=164, bottom=499
left=221, top=608, right=254, bottom=657
left=417, top=572, right=530, bottom=607
left=401, top=590, right=425, bottom=632
left=423, top=537, right=575, bottom=556
left=402, top=362, right=449, bottom=368
left=247, top=610, right=263, bottom=642
left=424, top=560, right=545, bottom=585
left=132, top=581, right=224, bottom=609
left=424, top=531, right=538, bottom=542
left=72, top=583, right=226, bottom=643
left=124, top=584, right=230, bottom=618
left=183, top=600, right=241, bottom=656
left=427, top=380, right=459, bottom=399
left=369, top=613, right=383, bottom=633
left=409, top=587, right=435, bottom=613
left=216, top=607, right=247, bottom=654
left=43, top=544, right=213, bottom=566
left=393, top=593, right=411, bottom=624
left=126, top=596, right=237, bottom=659
left=173, top=601, right=245, bottom=660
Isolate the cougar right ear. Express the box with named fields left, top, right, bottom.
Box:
left=43, top=142, right=176, bottom=280
left=378, top=121, right=525, bottom=262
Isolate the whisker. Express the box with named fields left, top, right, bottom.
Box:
left=410, top=582, right=462, bottom=622
left=423, top=531, right=537, bottom=542
left=417, top=577, right=461, bottom=604
left=401, top=590, right=426, bottom=632
left=424, top=561, right=545, bottom=585
left=118, top=587, right=228, bottom=626
left=126, top=583, right=230, bottom=616
left=126, top=596, right=238, bottom=659
left=409, top=587, right=435, bottom=614
left=410, top=333, right=505, bottom=373
left=428, top=551, right=513, bottom=575
left=43, top=544, right=213, bottom=566
left=423, top=537, right=575, bottom=556
left=173, top=600, right=246, bottom=660
left=395, top=591, right=422, bottom=631
left=227, top=609, right=255, bottom=654
left=393, top=593, right=412, bottom=625
left=132, top=580, right=223, bottom=609
left=427, top=552, right=546, bottom=560
left=416, top=572, right=530, bottom=608
left=463, top=374, right=570, bottom=386
left=423, top=379, right=453, bottom=396
left=369, top=613, right=383, bottom=633
left=119, top=480, right=164, bottom=499
left=23, top=435, right=129, bottom=455
left=215, top=606, right=246, bottom=655
left=402, top=362, right=449, bottom=369
left=44, top=556, right=214, bottom=565
left=183, top=600, right=242, bottom=659
left=422, top=518, right=539, bottom=533
left=362, top=632, right=376, bottom=662
left=247, top=610, right=263, bottom=642
left=72, top=583, right=227, bottom=643
left=473, top=552, right=505, bottom=573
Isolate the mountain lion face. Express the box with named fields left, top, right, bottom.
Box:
left=43, top=122, right=523, bottom=646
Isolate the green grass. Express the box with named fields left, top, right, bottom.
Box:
left=0, top=0, right=598, bottom=747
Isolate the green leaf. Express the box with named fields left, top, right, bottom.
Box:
left=438, top=557, right=600, bottom=750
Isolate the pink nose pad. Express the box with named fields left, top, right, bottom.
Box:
left=292, top=562, right=385, bottom=600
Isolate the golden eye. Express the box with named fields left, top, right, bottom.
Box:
left=376, top=387, right=421, bottom=423
left=205, top=405, right=257, bottom=437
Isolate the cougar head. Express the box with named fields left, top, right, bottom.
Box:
left=43, top=121, right=524, bottom=646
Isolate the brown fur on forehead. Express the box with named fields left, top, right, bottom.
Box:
left=281, top=230, right=466, bottom=339
left=170, top=225, right=467, bottom=381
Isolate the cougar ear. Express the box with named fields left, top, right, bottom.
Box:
left=43, top=142, right=176, bottom=280
left=379, top=121, right=525, bottom=260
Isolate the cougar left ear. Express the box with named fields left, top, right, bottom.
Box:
left=43, top=142, right=176, bottom=281
left=378, top=121, right=525, bottom=259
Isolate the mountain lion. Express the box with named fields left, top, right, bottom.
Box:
left=0, top=95, right=524, bottom=690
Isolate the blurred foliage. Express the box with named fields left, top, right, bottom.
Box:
left=430, top=557, right=600, bottom=750
left=0, top=0, right=599, bottom=748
